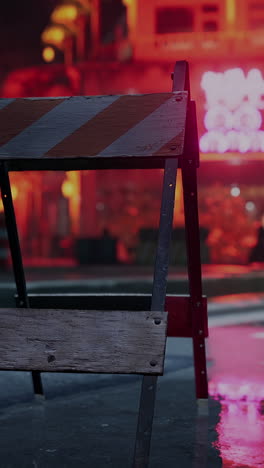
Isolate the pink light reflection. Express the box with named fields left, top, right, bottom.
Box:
left=208, top=326, right=264, bottom=401
left=213, top=401, right=264, bottom=467
left=209, top=379, right=264, bottom=402
left=208, top=325, right=264, bottom=467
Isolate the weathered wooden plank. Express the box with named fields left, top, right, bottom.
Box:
left=0, top=308, right=167, bottom=375
left=0, top=93, right=187, bottom=160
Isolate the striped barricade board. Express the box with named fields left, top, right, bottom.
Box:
left=0, top=92, right=188, bottom=170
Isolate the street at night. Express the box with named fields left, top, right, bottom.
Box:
left=0, top=284, right=263, bottom=466
left=0, top=266, right=262, bottom=466
left=1, top=0, right=264, bottom=467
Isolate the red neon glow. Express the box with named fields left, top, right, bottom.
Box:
left=200, top=68, right=264, bottom=153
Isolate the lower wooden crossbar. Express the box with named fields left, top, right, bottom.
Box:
left=0, top=308, right=167, bottom=375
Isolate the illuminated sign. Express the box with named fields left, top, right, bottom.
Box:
left=200, top=68, right=264, bottom=153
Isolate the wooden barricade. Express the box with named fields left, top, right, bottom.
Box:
left=0, top=60, right=208, bottom=468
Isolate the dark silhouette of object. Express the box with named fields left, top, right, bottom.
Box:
left=75, top=229, right=117, bottom=264
left=136, top=226, right=210, bottom=265
left=249, top=214, right=264, bottom=263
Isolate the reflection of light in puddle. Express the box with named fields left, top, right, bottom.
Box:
left=208, top=326, right=264, bottom=467
left=211, top=399, right=264, bottom=468
left=209, top=380, right=264, bottom=402
left=207, top=386, right=264, bottom=468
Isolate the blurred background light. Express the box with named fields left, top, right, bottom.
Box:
left=42, top=46, right=56, bottom=63
left=230, top=186, right=241, bottom=197
left=245, top=201, right=256, bottom=212
left=51, top=4, right=79, bottom=24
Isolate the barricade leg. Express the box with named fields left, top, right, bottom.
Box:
left=181, top=160, right=208, bottom=399
left=0, top=162, right=44, bottom=397
left=172, top=60, right=208, bottom=400
left=133, top=158, right=178, bottom=467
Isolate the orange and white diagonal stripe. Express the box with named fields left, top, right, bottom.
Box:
left=0, top=92, right=187, bottom=160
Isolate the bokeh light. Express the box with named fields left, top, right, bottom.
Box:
left=42, top=46, right=56, bottom=63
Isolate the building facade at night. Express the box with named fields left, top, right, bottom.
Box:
left=1, top=0, right=264, bottom=265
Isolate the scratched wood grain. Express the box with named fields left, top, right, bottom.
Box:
left=0, top=309, right=168, bottom=375
left=0, top=93, right=187, bottom=160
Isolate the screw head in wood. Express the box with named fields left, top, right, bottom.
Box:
left=154, top=318, right=161, bottom=325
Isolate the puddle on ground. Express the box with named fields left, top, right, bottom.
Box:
left=208, top=325, right=264, bottom=467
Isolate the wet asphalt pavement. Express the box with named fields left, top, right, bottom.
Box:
left=0, top=266, right=263, bottom=467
